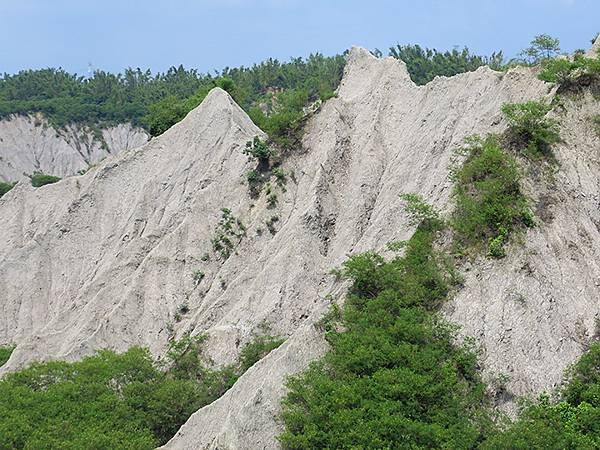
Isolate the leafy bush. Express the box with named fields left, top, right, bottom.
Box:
left=501, top=101, right=560, bottom=157
left=30, top=172, right=61, bottom=187
left=400, top=192, right=442, bottom=227
left=249, top=88, right=310, bottom=150
left=0, top=344, right=15, bottom=367
left=451, top=136, right=533, bottom=258
left=483, top=344, right=600, bottom=449
left=0, top=181, right=16, bottom=198
left=0, top=348, right=199, bottom=448
left=539, top=53, right=600, bottom=90
left=280, top=203, right=493, bottom=448
left=244, top=136, right=274, bottom=168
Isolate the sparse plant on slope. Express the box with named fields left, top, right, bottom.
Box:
left=400, top=192, right=443, bottom=226
left=592, top=115, right=600, bottom=137
left=30, top=172, right=61, bottom=188
left=211, top=208, right=246, bottom=259
left=244, top=136, right=274, bottom=170
left=451, top=135, right=533, bottom=258
left=501, top=101, right=560, bottom=157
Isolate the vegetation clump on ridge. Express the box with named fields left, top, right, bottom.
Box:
left=30, top=172, right=62, bottom=188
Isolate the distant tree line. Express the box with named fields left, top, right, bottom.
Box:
left=0, top=43, right=510, bottom=138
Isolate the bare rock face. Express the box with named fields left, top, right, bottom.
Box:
left=1, top=45, right=597, bottom=450
left=0, top=115, right=148, bottom=182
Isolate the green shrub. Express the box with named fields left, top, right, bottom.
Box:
left=192, top=270, right=205, bottom=285
left=539, top=53, right=600, bottom=90
left=249, top=89, right=309, bottom=151
left=30, top=172, right=61, bottom=188
left=501, top=101, right=560, bottom=157
left=400, top=192, right=442, bottom=227
left=244, top=136, right=274, bottom=169
left=451, top=136, right=533, bottom=258
left=0, top=181, right=16, bottom=198
left=0, top=344, right=15, bottom=367
left=272, top=167, right=287, bottom=186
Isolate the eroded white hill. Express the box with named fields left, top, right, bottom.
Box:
left=0, top=114, right=148, bottom=182
left=1, top=46, right=598, bottom=450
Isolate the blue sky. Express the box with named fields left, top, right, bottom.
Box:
left=0, top=0, right=597, bottom=75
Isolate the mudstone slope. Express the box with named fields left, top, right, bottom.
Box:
left=0, top=114, right=148, bottom=182
left=0, top=46, right=598, bottom=449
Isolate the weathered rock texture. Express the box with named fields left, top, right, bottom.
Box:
left=0, top=45, right=598, bottom=450
left=0, top=114, right=148, bottom=182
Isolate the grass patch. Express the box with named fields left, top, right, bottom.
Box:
left=592, top=115, right=600, bottom=137
left=451, top=136, right=533, bottom=258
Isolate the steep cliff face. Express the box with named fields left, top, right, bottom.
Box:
left=0, top=46, right=598, bottom=450
left=0, top=114, right=148, bottom=182
left=446, top=89, right=600, bottom=404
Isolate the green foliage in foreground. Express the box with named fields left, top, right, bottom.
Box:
left=0, top=344, right=15, bottom=367
left=280, top=214, right=494, bottom=449
left=388, top=44, right=504, bottom=85
left=483, top=343, right=600, bottom=449
left=451, top=136, right=533, bottom=258
left=0, top=181, right=16, bottom=198
left=0, top=334, right=283, bottom=449
left=30, top=172, right=61, bottom=188
left=501, top=101, right=560, bottom=158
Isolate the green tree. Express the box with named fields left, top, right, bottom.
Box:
left=519, top=34, right=561, bottom=64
